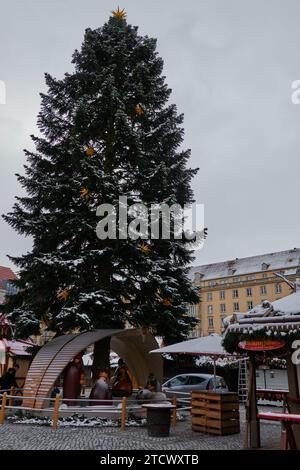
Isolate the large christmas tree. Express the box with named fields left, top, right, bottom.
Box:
left=3, top=9, right=199, bottom=363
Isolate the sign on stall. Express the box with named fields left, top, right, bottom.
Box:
left=238, top=339, right=285, bottom=351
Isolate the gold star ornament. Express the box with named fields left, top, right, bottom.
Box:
left=57, top=289, right=70, bottom=302
left=161, top=297, right=173, bottom=307
left=80, top=187, right=92, bottom=199
left=112, top=7, right=126, bottom=19
left=139, top=242, right=150, bottom=254
left=86, top=146, right=95, bottom=156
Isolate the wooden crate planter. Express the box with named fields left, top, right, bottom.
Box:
left=192, top=391, right=240, bottom=435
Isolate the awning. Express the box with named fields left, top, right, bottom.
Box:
left=150, top=333, right=232, bottom=357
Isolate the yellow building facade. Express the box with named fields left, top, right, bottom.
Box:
left=189, top=248, right=300, bottom=336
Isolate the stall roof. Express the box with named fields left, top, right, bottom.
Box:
left=224, top=286, right=300, bottom=335
left=0, top=339, right=33, bottom=357
left=150, top=333, right=231, bottom=357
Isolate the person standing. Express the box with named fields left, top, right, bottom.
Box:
left=0, top=364, right=19, bottom=391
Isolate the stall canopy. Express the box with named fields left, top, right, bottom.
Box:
left=150, top=333, right=229, bottom=356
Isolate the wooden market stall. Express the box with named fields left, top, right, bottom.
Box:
left=0, top=314, right=33, bottom=386
left=223, top=281, right=300, bottom=449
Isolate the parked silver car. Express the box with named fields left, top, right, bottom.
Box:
left=162, top=373, right=228, bottom=399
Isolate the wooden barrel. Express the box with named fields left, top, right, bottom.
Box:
left=142, top=404, right=175, bottom=437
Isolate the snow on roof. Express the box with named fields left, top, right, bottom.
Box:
left=224, top=286, right=300, bottom=332
left=269, top=289, right=300, bottom=315
left=244, top=288, right=300, bottom=318
left=189, top=248, right=300, bottom=281
left=150, top=333, right=230, bottom=356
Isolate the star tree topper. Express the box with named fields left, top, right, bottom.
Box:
left=112, top=7, right=127, bottom=19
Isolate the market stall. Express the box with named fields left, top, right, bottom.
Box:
left=0, top=313, right=33, bottom=384
left=0, top=338, right=33, bottom=387
left=223, top=282, right=300, bottom=449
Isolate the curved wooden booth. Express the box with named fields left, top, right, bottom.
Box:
left=23, top=329, right=163, bottom=409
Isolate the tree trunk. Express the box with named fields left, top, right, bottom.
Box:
left=92, top=337, right=111, bottom=381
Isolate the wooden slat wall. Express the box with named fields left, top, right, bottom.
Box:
left=22, top=329, right=163, bottom=409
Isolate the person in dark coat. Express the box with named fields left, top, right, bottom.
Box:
left=0, top=365, right=19, bottom=391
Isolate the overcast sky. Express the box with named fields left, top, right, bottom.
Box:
left=1, top=0, right=300, bottom=271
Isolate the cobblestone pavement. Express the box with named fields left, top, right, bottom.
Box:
left=0, top=409, right=281, bottom=450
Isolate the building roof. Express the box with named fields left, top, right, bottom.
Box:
left=0, top=266, right=17, bottom=290
left=190, top=248, right=300, bottom=281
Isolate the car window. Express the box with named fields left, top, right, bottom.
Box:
left=216, top=377, right=226, bottom=388
left=208, top=377, right=227, bottom=389
left=168, top=375, right=189, bottom=387
left=188, top=376, right=206, bottom=385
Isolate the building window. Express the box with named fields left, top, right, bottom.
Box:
left=260, top=286, right=267, bottom=295
left=207, top=292, right=213, bottom=301
left=246, top=288, right=252, bottom=297
left=189, top=330, right=198, bottom=338
left=275, top=283, right=282, bottom=294
left=220, top=304, right=226, bottom=313
left=262, top=273, right=268, bottom=278
left=208, top=305, right=213, bottom=314
left=220, top=290, right=225, bottom=300
left=233, top=302, right=239, bottom=312
left=232, top=289, right=239, bottom=298
left=188, top=305, right=197, bottom=316
left=208, top=318, right=214, bottom=328
left=247, top=301, right=253, bottom=310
